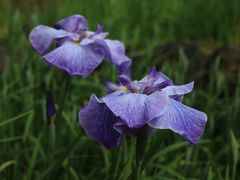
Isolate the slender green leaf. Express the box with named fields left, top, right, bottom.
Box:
left=0, top=110, right=34, bottom=127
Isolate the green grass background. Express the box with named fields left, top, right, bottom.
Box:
left=0, top=0, right=240, bottom=179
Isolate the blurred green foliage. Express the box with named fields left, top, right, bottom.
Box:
left=0, top=0, right=239, bottom=179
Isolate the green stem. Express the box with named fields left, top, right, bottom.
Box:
left=57, top=75, right=71, bottom=120
left=49, top=119, right=56, bottom=151
left=112, top=146, right=123, bottom=179
left=135, top=126, right=148, bottom=180
left=48, top=74, right=70, bottom=154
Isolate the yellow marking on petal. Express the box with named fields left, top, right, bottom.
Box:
left=121, top=87, right=130, bottom=93
left=73, top=41, right=80, bottom=45
left=135, top=90, right=140, bottom=94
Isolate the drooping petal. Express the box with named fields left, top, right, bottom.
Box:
left=79, top=95, right=123, bottom=149
left=162, top=82, right=194, bottom=96
left=102, top=91, right=169, bottom=128
left=43, top=42, right=104, bottom=77
left=29, top=25, right=77, bottom=54
left=54, top=15, right=88, bottom=33
left=148, top=98, right=207, bottom=144
left=94, top=39, right=132, bottom=75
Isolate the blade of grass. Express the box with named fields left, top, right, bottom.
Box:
left=0, top=160, right=15, bottom=173
left=0, top=136, right=22, bottom=143
left=23, top=111, right=34, bottom=142
left=230, top=130, right=238, bottom=180
left=0, top=110, right=34, bottom=127
left=39, top=135, right=82, bottom=180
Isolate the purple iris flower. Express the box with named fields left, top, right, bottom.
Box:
left=79, top=67, right=207, bottom=149
left=29, top=15, right=131, bottom=77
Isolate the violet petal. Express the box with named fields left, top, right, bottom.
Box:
left=94, top=39, right=132, bottom=75
left=118, top=75, right=131, bottom=86
left=29, top=25, right=77, bottom=54
left=140, top=67, right=173, bottom=86
left=105, top=81, right=121, bottom=94
left=55, top=14, right=88, bottom=33
left=147, top=98, right=207, bottom=144
left=102, top=91, right=169, bottom=128
left=79, top=94, right=123, bottom=149
left=43, top=42, right=104, bottom=77
left=162, top=81, right=194, bottom=96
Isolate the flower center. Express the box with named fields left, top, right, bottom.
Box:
left=121, top=86, right=130, bottom=93
left=121, top=86, right=140, bottom=94
left=73, top=31, right=93, bottom=45
left=73, top=31, right=86, bottom=44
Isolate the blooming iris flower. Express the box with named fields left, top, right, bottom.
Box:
left=29, top=15, right=131, bottom=77
left=79, top=67, right=207, bottom=149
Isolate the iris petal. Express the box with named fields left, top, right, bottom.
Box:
left=118, top=75, right=131, bottom=86
left=54, top=15, right=88, bottom=33
left=95, top=39, right=132, bottom=75
left=79, top=95, right=123, bottom=149
left=91, top=32, right=109, bottom=40
left=147, top=98, right=207, bottom=144
left=105, top=81, right=121, bottom=94
left=29, top=25, right=77, bottom=54
left=140, top=67, right=173, bottom=85
left=43, top=42, right=104, bottom=77
left=102, top=91, right=169, bottom=128
left=162, top=82, right=194, bottom=96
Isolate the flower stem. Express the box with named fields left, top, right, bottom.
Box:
left=57, top=75, right=71, bottom=119
left=49, top=119, right=56, bottom=151
left=47, top=74, right=70, bottom=153
left=134, top=125, right=149, bottom=179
